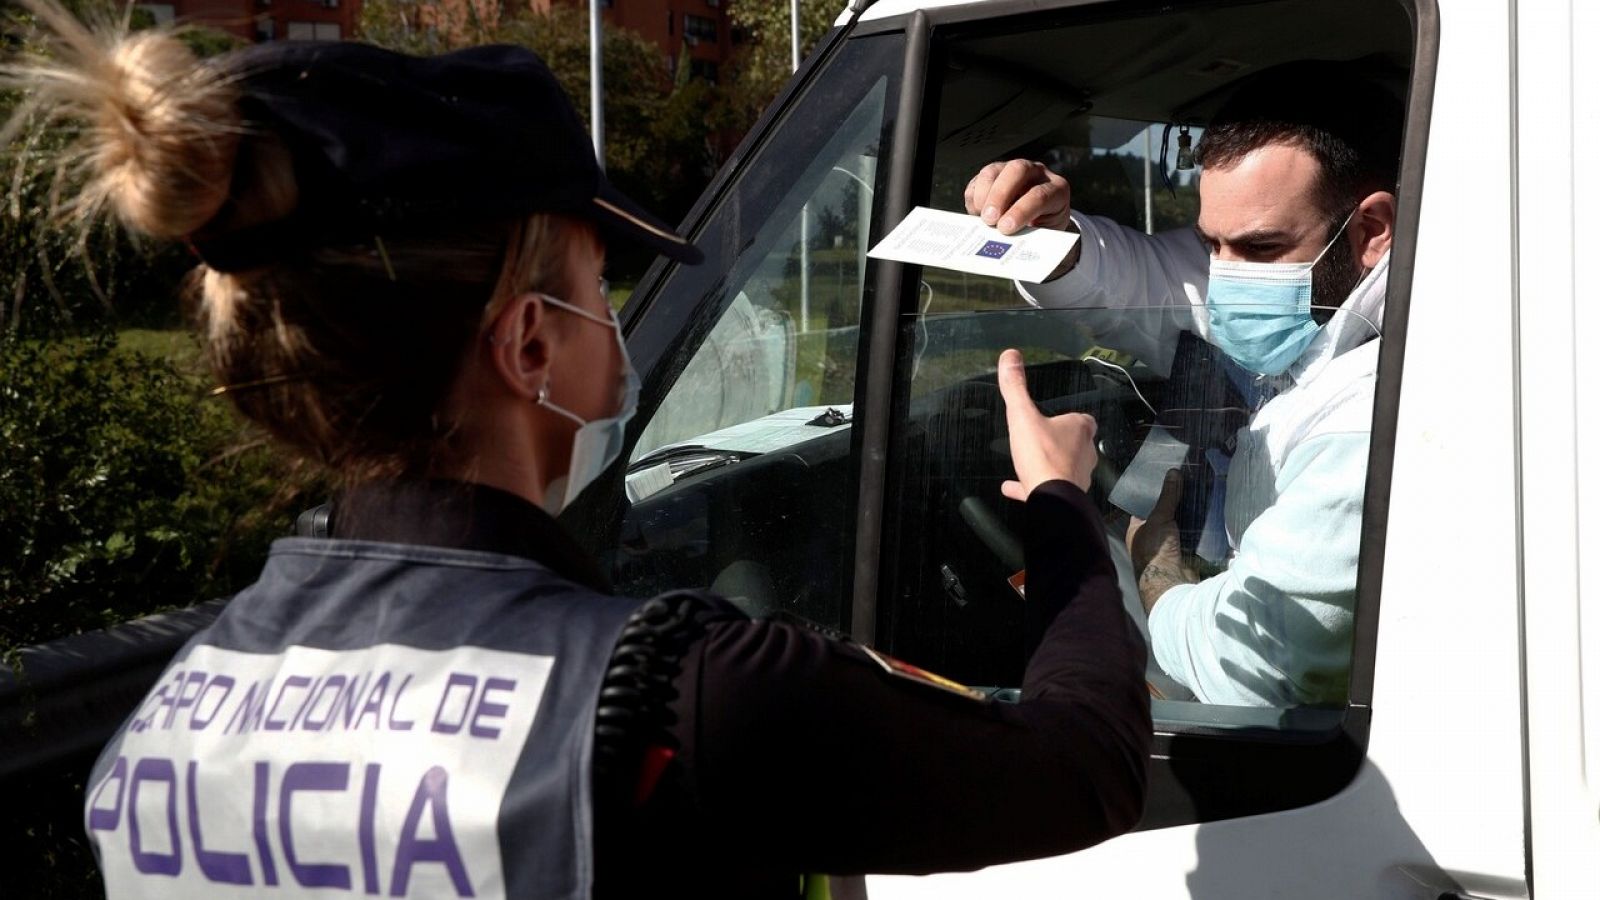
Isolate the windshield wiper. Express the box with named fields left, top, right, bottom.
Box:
left=627, top=444, right=745, bottom=478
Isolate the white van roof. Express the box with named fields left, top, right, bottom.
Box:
left=840, top=0, right=987, bottom=26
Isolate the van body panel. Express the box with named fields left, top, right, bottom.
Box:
left=1518, top=0, right=1600, bottom=897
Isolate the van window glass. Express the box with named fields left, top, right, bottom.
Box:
left=880, top=0, right=1410, bottom=732
left=606, top=35, right=902, bottom=629
left=888, top=304, right=1376, bottom=726
left=630, top=79, right=885, bottom=462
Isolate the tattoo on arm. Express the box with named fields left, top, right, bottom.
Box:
left=1138, top=562, right=1196, bottom=615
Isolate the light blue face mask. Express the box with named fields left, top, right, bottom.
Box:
left=1203, top=210, right=1356, bottom=376
left=535, top=293, right=640, bottom=515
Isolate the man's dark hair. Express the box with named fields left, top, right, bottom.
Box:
left=1194, top=61, right=1405, bottom=227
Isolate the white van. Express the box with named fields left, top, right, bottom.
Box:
left=3, top=1, right=1591, bottom=896
left=593, top=0, right=1598, bottom=896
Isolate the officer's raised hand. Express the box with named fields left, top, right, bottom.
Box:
left=964, top=159, right=1074, bottom=235
left=997, top=348, right=1098, bottom=500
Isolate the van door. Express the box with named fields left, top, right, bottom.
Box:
left=588, top=0, right=1534, bottom=896
left=860, top=1, right=1527, bottom=896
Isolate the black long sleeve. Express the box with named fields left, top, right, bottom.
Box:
left=328, top=479, right=1148, bottom=896
left=599, top=481, right=1151, bottom=896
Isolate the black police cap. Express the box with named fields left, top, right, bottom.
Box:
left=192, top=41, right=702, bottom=271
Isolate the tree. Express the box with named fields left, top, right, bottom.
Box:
left=498, top=8, right=674, bottom=187
left=723, top=0, right=835, bottom=132
left=357, top=1, right=682, bottom=179
left=357, top=0, right=487, bottom=54
left=357, top=2, right=716, bottom=266
left=0, top=334, right=310, bottom=650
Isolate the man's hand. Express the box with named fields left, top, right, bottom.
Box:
left=965, top=159, right=1075, bottom=234
left=997, top=348, right=1098, bottom=499
left=1127, top=470, right=1195, bottom=614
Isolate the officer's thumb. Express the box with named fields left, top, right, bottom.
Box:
left=997, top=349, right=1038, bottom=429
left=1150, top=468, right=1184, bottom=521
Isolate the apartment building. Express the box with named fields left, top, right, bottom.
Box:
left=138, top=0, right=736, bottom=84
left=550, top=0, right=736, bottom=83
left=139, top=0, right=355, bottom=42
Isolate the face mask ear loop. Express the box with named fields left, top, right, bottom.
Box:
left=1333, top=305, right=1384, bottom=340
left=537, top=380, right=588, bottom=427
left=531, top=292, right=622, bottom=429
left=537, top=292, right=615, bottom=328
left=1309, top=207, right=1361, bottom=269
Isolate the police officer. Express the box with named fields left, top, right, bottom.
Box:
left=12, top=3, right=1151, bottom=896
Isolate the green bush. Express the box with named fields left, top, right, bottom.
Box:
left=0, top=331, right=315, bottom=653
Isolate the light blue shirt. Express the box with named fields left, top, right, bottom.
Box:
left=1021, top=213, right=1388, bottom=706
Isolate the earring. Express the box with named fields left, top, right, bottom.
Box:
left=536, top=383, right=549, bottom=405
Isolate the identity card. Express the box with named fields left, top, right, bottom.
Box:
left=866, top=206, right=1080, bottom=283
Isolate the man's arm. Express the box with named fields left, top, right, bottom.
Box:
left=1142, top=432, right=1369, bottom=707
left=1139, top=558, right=1196, bottom=615
left=1020, top=212, right=1211, bottom=376
left=963, top=158, right=1210, bottom=374
left=1126, top=469, right=1197, bottom=614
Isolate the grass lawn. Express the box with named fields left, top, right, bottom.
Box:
left=115, top=327, right=204, bottom=372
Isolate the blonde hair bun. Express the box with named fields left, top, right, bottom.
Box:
left=4, top=0, right=243, bottom=238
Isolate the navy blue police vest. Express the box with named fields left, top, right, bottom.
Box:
left=83, top=537, right=644, bottom=900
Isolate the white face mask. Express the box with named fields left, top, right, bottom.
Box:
left=533, top=294, right=639, bottom=515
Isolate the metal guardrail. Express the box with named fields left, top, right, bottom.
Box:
left=0, top=601, right=224, bottom=783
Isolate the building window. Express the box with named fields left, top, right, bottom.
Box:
left=689, top=58, right=718, bottom=84
left=255, top=16, right=275, bottom=40
left=285, top=20, right=339, bottom=40
left=684, top=13, right=716, bottom=44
